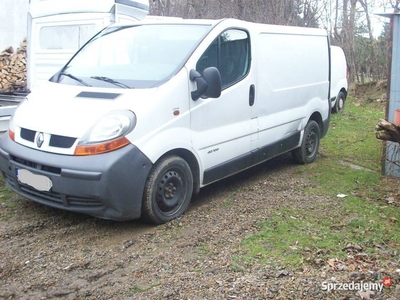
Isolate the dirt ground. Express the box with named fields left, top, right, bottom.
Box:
left=1, top=81, right=399, bottom=300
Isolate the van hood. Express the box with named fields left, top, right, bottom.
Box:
left=14, top=82, right=156, bottom=138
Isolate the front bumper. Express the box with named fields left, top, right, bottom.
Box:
left=0, top=134, right=153, bottom=221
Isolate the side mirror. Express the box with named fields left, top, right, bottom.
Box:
left=190, top=67, right=222, bottom=101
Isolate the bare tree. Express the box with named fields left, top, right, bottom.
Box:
left=358, top=0, right=378, bottom=81
left=150, top=0, right=320, bottom=26
left=338, top=0, right=357, bottom=83
left=391, top=0, right=400, bottom=12
left=148, top=0, right=389, bottom=84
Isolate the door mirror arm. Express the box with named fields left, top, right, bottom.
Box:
left=190, top=70, right=208, bottom=101
left=190, top=67, right=222, bottom=101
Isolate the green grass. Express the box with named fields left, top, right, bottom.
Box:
left=323, top=99, right=383, bottom=170
left=238, top=97, right=400, bottom=268
left=0, top=178, right=22, bottom=220
left=129, top=283, right=159, bottom=294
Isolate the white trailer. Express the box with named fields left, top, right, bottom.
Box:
left=27, top=0, right=149, bottom=91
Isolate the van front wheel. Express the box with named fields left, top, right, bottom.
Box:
left=293, top=120, right=320, bottom=164
left=142, top=156, right=193, bottom=224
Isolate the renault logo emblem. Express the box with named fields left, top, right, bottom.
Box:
left=36, top=132, right=44, bottom=148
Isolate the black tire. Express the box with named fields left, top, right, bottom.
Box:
left=332, top=91, right=346, bottom=114
left=142, top=155, right=193, bottom=224
left=292, top=120, right=320, bottom=164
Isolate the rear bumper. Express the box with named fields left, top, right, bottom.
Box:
left=0, top=134, right=152, bottom=221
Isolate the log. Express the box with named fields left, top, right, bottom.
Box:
left=376, top=118, right=400, bottom=143
left=376, top=131, right=393, bottom=141
left=4, top=46, right=14, bottom=54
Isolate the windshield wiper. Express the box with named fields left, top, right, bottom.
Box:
left=90, top=76, right=131, bottom=89
left=60, top=72, right=91, bottom=87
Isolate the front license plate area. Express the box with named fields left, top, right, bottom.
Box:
left=16, top=168, right=53, bottom=192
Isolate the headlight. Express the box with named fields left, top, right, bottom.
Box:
left=75, top=110, right=136, bottom=156
left=8, top=97, right=27, bottom=141
left=8, top=114, right=16, bottom=141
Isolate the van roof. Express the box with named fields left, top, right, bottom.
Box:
left=129, top=18, right=222, bottom=26
left=112, top=18, right=328, bottom=37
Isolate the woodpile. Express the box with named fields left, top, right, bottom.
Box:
left=376, top=119, right=400, bottom=143
left=0, top=39, right=27, bottom=93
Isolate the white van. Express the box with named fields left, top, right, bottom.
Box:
left=330, top=46, right=348, bottom=113
left=0, top=19, right=331, bottom=224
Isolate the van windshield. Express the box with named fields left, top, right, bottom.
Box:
left=56, top=24, right=211, bottom=89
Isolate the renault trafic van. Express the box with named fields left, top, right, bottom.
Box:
left=330, top=46, right=348, bottom=113
left=0, top=19, right=331, bottom=224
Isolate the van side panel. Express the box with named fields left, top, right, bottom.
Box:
left=330, top=46, right=348, bottom=103
left=255, top=32, right=330, bottom=149
left=193, top=23, right=329, bottom=186
left=203, top=131, right=300, bottom=184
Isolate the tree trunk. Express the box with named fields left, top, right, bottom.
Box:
left=359, top=0, right=378, bottom=78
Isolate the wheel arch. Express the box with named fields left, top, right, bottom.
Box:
left=309, top=111, right=323, bottom=134
left=340, top=87, right=348, bottom=99
left=293, top=118, right=321, bottom=164
left=158, top=148, right=201, bottom=194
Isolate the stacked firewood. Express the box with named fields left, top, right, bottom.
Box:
left=0, top=39, right=27, bottom=93
left=376, top=119, right=400, bottom=143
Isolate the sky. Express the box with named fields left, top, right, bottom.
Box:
left=370, top=2, right=397, bottom=37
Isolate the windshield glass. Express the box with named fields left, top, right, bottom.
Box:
left=57, top=24, right=211, bottom=89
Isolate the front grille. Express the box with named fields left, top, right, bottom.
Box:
left=4, top=174, right=104, bottom=209
left=20, top=128, right=77, bottom=149
left=49, top=134, right=76, bottom=148
left=21, top=128, right=35, bottom=142
left=20, top=185, right=103, bottom=207
left=12, top=155, right=61, bottom=174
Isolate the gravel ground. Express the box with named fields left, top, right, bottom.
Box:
left=1, top=154, right=399, bottom=300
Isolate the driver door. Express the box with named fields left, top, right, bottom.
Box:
left=190, top=29, right=257, bottom=185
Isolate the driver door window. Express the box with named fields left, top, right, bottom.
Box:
left=196, top=29, right=250, bottom=88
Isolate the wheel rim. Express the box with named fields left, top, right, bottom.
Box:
left=156, top=170, right=184, bottom=214
left=338, top=97, right=344, bottom=112
left=305, top=128, right=318, bottom=158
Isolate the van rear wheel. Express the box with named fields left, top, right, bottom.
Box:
left=142, top=155, right=193, bottom=224
left=292, top=120, right=320, bottom=164
left=332, top=91, right=346, bottom=114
